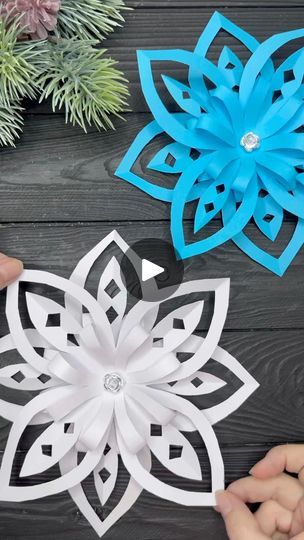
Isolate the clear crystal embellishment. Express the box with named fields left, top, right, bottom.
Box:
left=104, top=373, right=124, bottom=393
left=240, top=131, right=260, bottom=152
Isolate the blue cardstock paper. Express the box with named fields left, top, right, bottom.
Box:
left=116, top=12, right=304, bottom=276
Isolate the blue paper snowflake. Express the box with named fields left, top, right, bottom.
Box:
left=116, top=12, right=304, bottom=275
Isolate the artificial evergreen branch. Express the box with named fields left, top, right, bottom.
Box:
left=0, top=1, right=130, bottom=146
left=38, top=39, right=129, bottom=131
left=0, top=17, right=48, bottom=103
left=57, top=0, right=127, bottom=41
left=0, top=100, right=23, bottom=146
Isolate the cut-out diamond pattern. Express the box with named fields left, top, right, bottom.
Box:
left=150, top=425, right=162, bottom=437
left=37, top=374, right=51, bottom=384
left=205, top=202, right=215, bottom=213
left=64, top=423, right=75, bottom=434
left=165, top=153, right=176, bottom=167
left=104, top=279, right=120, bottom=299
left=191, top=377, right=203, bottom=388
left=259, top=189, right=268, bottom=198
left=103, top=444, right=111, bottom=456
left=99, top=468, right=111, bottom=484
left=263, top=214, right=274, bottom=223
left=46, top=313, right=61, bottom=327
left=173, top=318, right=185, bottom=330
left=67, top=334, right=79, bottom=347
left=169, top=445, right=183, bottom=460
left=41, top=445, right=52, bottom=457
left=216, top=184, right=225, bottom=194
left=11, top=371, right=25, bottom=383
left=176, top=352, right=194, bottom=363
left=284, top=69, right=295, bottom=83
left=152, top=337, right=164, bottom=348
left=106, top=306, right=119, bottom=323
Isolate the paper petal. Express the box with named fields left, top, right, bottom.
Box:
left=94, top=429, right=118, bottom=506
left=21, top=419, right=80, bottom=477
left=97, top=256, right=127, bottom=344
left=0, top=387, right=104, bottom=500
left=148, top=422, right=202, bottom=481
left=160, top=371, right=226, bottom=396
left=118, top=388, right=224, bottom=506
left=172, top=337, right=259, bottom=431
left=60, top=446, right=151, bottom=538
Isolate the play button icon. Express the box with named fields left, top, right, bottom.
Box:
left=120, top=238, right=184, bottom=302
left=141, top=259, right=164, bottom=282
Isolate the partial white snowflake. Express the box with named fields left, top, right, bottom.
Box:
left=0, top=231, right=258, bottom=537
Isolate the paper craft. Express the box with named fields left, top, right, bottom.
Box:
left=116, top=12, right=304, bottom=275
left=0, top=231, right=258, bottom=537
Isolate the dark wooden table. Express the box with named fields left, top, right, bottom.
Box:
left=0, top=0, right=304, bottom=538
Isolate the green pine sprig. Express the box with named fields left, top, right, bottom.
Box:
left=57, top=0, right=128, bottom=41
left=0, top=17, right=48, bottom=103
left=37, top=38, right=129, bottom=131
left=0, top=100, right=23, bottom=146
left=0, top=1, right=130, bottom=146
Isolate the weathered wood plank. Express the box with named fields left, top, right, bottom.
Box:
left=0, top=113, right=174, bottom=222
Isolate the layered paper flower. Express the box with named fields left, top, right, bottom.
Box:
left=0, top=231, right=258, bottom=537
left=116, top=12, right=304, bottom=275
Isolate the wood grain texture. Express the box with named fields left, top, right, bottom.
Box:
left=0, top=113, right=173, bottom=222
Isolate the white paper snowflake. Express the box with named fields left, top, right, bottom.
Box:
left=0, top=231, right=258, bottom=537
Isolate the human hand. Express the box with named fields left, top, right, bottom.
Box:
left=0, top=253, right=23, bottom=288
left=216, top=444, right=304, bottom=540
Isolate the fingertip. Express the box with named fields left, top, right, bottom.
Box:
left=217, top=489, right=263, bottom=540
left=215, top=490, right=242, bottom=517
left=0, top=256, right=23, bottom=289
left=250, top=448, right=285, bottom=479
left=250, top=465, right=273, bottom=479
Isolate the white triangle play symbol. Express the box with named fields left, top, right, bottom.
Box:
left=141, top=259, right=164, bottom=282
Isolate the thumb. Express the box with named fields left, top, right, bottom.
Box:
left=0, top=254, right=23, bottom=289
left=216, top=491, right=268, bottom=540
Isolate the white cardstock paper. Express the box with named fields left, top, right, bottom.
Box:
left=0, top=231, right=259, bottom=537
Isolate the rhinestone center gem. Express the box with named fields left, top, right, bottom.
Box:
left=240, top=131, right=260, bottom=152
left=104, top=373, right=124, bottom=393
